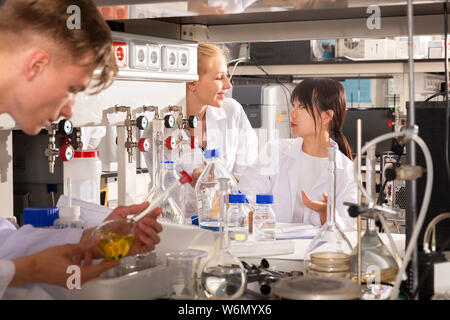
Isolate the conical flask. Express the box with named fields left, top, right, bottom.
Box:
left=195, top=149, right=238, bottom=231
left=304, top=147, right=353, bottom=278
left=199, top=178, right=246, bottom=299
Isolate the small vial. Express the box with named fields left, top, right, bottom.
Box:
left=253, top=194, right=276, bottom=241
left=227, top=194, right=248, bottom=242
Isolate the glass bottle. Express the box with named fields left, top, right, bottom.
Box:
left=162, top=161, right=185, bottom=224
left=253, top=194, right=276, bottom=241
left=227, top=194, right=248, bottom=242
left=199, top=178, right=247, bottom=299
left=195, top=149, right=238, bottom=231
left=304, top=147, right=353, bottom=277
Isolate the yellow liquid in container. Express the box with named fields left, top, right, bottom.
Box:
left=97, top=232, right=134, bottom=261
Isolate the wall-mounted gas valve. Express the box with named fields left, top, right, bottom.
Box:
left=115, top=105, right=151, bottom=163
left=45, top=119, right=74, bottom=174
left=165, top=105, right=199, bottom=155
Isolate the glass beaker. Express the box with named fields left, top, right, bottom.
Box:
left=304, top=147, right=353, bottom=276
left=166, top=249, right=208, bottom=299
left=199, top=178, right=247, bottom=299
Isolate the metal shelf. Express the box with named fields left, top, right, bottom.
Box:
left=230, top=60, right=450, bottom=77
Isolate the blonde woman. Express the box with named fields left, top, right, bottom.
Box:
left=143, top=43, right=258, bottom=216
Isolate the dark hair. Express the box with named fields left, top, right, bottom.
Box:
left=0, top=0, right=117, bottom=93
left=290, top=78, right=353, bottom=160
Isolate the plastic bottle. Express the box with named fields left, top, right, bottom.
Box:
left=54, top=206, right=86, bottom=229
left=63, top=150, right=101, bottom=204
left=195, top=149, right=238, bottom=231
left=227, top=194, right=249, bottom=242
left=54, top=177, right=86, bottom=229
left=253, top=194, right=277, bottom=241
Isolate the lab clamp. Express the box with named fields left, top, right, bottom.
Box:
left=114, top=105, right=151, bottom=163
left=44, top=119, right=75, bottom=174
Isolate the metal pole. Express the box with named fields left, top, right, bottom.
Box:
left=406, top=0, right=419, bottom=298
left=356, top=119, right=362, bottom=285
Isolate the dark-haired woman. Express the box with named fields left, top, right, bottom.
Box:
left=238, top=78, right=356, bottom=231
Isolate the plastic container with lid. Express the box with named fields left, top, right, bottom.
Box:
left=63, top=150, right=101, bottom=204
left=23, top=207, right=59, bottom=228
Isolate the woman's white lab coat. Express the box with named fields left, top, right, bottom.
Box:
left=238, top=138, right=357, bottom=231
left=142, top=98, right=258, bottom=215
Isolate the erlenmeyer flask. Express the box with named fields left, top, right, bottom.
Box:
left=199, top=178, right=246, bottom=299
left=195, top=149, right=238, bottom=231
left=350, top=216, right=398, bottom=284
left=304, top=147, right=353, bottom=278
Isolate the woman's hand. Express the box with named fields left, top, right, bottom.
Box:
left=190, top=167, right=204, bottom=188
left=301, top=190, right=328, bottom=225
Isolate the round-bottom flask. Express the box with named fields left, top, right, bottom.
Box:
left=350, top=224, right=398, bottom=284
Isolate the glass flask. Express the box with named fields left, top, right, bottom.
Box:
left=199, top=178, right=247, bottom=299
left=195, top=149, right=238, bottom=231
left=253, top=194, right=276, bottom=241
left=350, top=218, right=399, bottom=284
left=304, top=147, right=353, bottom=277
left=227, top=194, right=248, bottom=242
left=93, top=172, right=193, bottom=261
left=350, top=144, right=398, bottom=284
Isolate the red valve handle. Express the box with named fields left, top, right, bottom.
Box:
left=138, top=138, right=150, bottom=152
left=191, top=136, right=199, bottom=149
left=165, top=136, right=177, bottom=150
left=60, top=144, right=75, bottom=162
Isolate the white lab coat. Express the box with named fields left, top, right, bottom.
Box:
left=142, top=98, right=258, bottom=215
left=0, top=217, right=83, bottom=299
left=238, top=138, right=357, bottom=231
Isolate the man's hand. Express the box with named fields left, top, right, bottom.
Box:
left=107, top=202, right=163, bottom=255
left=301, top=190, right=328, bottom=225
left=81, top=202, right=163, bottom=258
left=10, top=236, right=119, bottom=288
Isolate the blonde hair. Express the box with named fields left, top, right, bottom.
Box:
left=197, top=43, right=229, bottom=75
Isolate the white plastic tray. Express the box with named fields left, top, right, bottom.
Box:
left=43, top=264, right=171, bottom=300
